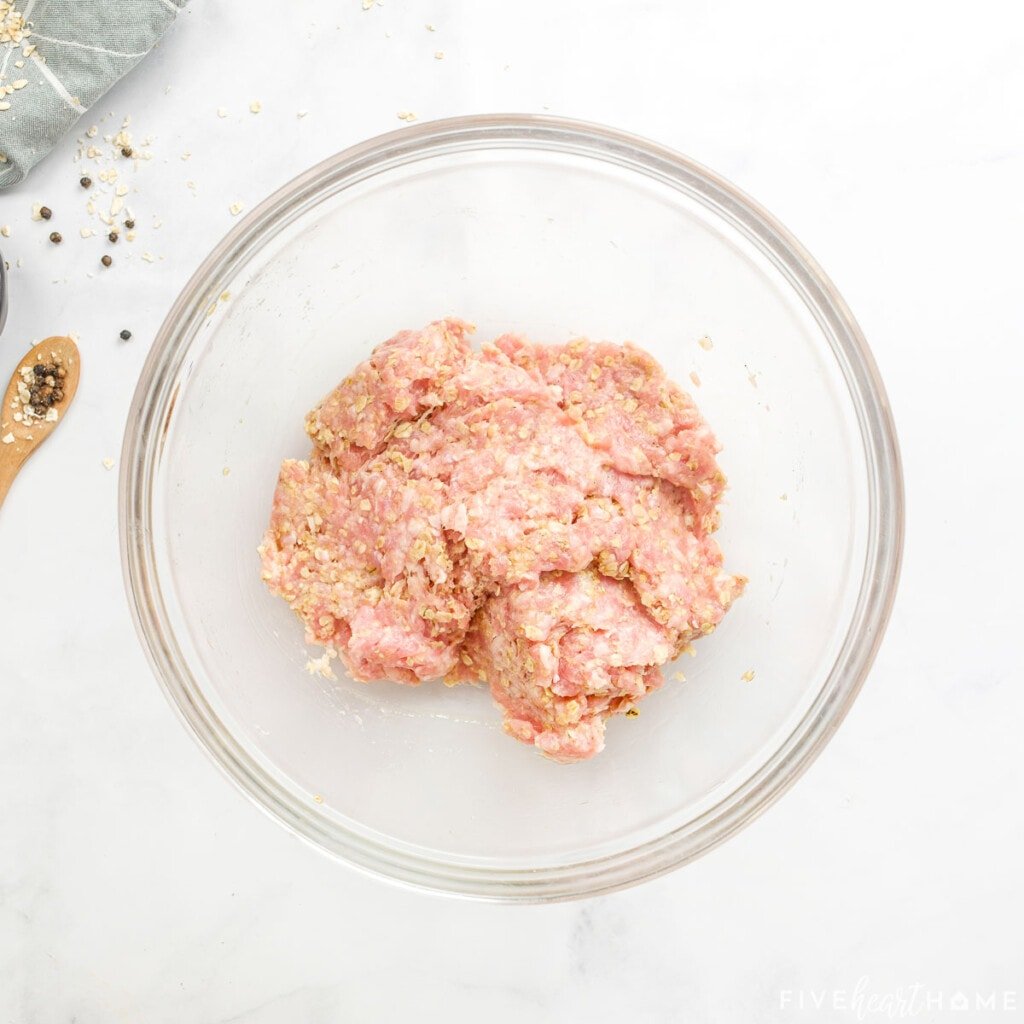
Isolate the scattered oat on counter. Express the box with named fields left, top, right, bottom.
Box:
left=216, top=106, right=228, bottom=118
left=114, top=129, right=134, bottom=159
left=434, top=51, right=444, bottom=60
left=48, top=113, right=162, bottom=269
left=0, top=224, right=9, bottom=237
left=741, top=669, right=756, bottom=682
left=689, top=370, right=701, bottom=388
left=397, top=110, right=416, bottom=122
left=249, top=99, right=261, bottom=114
left=102, top=458, right=115, bottom=470
left=229, top=202, right=244, bottom=216
left=698, top=335, right=713, bottom=351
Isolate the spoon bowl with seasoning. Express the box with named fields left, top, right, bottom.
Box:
left=0, top=335, right=80, bottom=509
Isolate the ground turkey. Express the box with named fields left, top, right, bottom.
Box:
left=260, top=318, right=745, bottom=762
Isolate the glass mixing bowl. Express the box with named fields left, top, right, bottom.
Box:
left=120, top=115, right=903, bottom=901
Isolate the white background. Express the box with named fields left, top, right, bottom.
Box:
left=2, top=2, right=1023, bottom=1021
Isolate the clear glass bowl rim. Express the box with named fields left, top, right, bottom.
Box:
left=119, top=113, right=904, bottom=902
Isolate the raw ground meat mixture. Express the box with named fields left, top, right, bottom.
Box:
left=259, top=318, right=745, bottom=762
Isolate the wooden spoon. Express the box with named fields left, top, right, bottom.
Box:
left=0, top=335, right=81, bottom=509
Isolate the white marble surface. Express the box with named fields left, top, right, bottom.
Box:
left=1, top=2, right=1023, bottom=1020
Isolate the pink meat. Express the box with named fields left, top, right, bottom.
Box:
left=490, top=334, right=726, bottom=527
left=259, top=318, right=745, bottom=761
left=453, top=570, right=669, bottom=762
left=306, top=317, right=474, bottom=473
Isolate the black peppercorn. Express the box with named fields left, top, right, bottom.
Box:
left=101, top=254, right=112, bottom=267
left=108, top=230, right=119, bottom=243
left=49, top=231, right=62, bottom=244
left=40, top=206, right=52, bottom=220
left=119, top=329, right=132, bottom=341
left=80, top=176, right=92, bottom=188
left=121, top=146, right=133, bottom=158
left=20, top=356, right=66, bottom=416
left=124, top=218, right=135, bottom=230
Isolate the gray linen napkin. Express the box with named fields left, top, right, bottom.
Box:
left=0, top=0, right=185, bottom=188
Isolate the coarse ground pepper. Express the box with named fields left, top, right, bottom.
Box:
left=10, top=354, right=67, bottom=423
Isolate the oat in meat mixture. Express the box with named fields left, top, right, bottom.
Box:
left=260, top=318, right=745, bottom=762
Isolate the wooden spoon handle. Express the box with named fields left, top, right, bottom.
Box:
left=0, top=449, right=22, bottom=509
